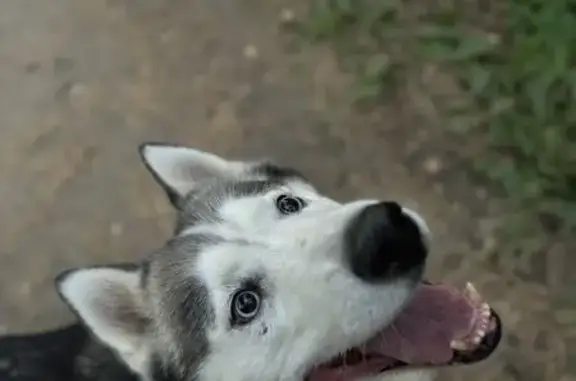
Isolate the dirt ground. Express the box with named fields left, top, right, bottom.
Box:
left=0, top=0, right=572, bottom=380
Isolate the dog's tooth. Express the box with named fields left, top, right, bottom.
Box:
left=475, top=328, right=486, bottom=340
left=465, top=282, right=482, bottom=303
left=471, top=321, right=487, bottom=340
left=488, top=319, right=497, bottom=331
left=481, top=303, right=491, bottom=316
left=450, top=340, right=469, bottom=351
left=472, top=335, right=482, bottom=345
left=464, top=282, right=477, bottom=295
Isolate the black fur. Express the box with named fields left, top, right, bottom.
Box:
left=251, top=162, right=307, bottom=183
left=0, top=323, right=137, bottom=381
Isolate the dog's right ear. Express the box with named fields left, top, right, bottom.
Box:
left=55, top=266, right=151, bottom=376
left=139, top=143, right=245, bottom=206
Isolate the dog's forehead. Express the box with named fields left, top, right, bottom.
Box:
left=174, top=163, right=313, bottom=232
left=250, top=162, right=308, bottom=182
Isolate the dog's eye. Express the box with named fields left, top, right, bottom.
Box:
left=230, top=289, right=261, bottom=325
left=275, top=194, right=305, bottom=215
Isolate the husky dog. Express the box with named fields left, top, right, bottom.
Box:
left=0, top=144, right=501, bottom=381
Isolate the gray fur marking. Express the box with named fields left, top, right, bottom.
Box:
left=160, top=164, right=305, bottom=374
left=150, top=234, right=220, bottom=379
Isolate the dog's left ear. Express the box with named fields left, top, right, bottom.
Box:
left=139, top=143, right=245, bottom=206
left=56, top=266, right=151, bottom=376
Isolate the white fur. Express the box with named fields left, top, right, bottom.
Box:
left=186, top=180, right=430, bottom=381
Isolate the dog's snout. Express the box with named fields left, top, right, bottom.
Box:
left=344, top=201, right=427, bottom=283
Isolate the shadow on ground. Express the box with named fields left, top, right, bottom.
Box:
left=0, top=1, right=571, bottom=380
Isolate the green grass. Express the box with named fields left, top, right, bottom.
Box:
left=299, top=0, right=576, bottom=244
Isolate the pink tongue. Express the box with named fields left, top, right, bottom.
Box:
left=308, top=359, right=394, bottom=381
left=365, top=283, right=476, bottom=364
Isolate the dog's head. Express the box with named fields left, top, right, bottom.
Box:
left=55, top=144, right=501, bottom=381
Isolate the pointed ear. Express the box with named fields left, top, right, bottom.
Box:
left=56, top=265, right=151, bottom=375
left=139, top=143, right=245, bottom=206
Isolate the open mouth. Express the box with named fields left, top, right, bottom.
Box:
left=307, top=281, right=502, bottom=381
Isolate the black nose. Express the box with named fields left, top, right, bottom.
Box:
left=344, top=201, right=427, bottom=283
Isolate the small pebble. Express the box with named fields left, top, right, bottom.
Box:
left=243, top=44, right=258, bottom=60
left=475, top=187, right=488, bottom=200
left=486, top=32, right=501, bottom=45
left=69, top=82, right=88, bottom=98
left=279, top=8, right=296, bottom=24
left=110, top=222, right=124, bottom=237
left=423, top=156, right=442, bottom=174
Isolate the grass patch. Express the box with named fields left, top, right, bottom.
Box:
left=299, top=0, right=576, bottom=244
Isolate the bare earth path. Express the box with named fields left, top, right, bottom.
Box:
left=0, top=1, right=571, bottom=381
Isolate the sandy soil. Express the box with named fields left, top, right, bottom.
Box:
left=0, top=0, right=572, bottom=380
